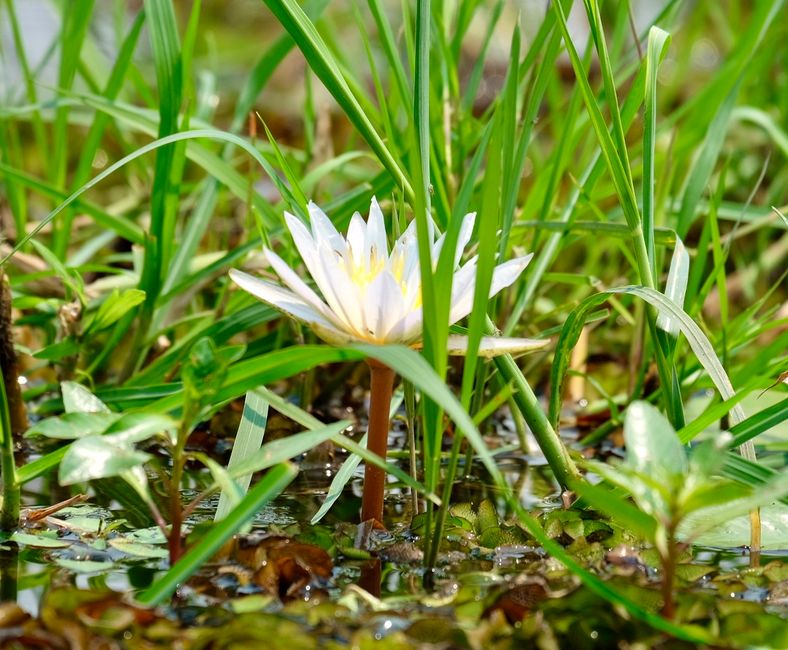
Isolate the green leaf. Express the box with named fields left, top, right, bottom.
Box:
left=550, top=286, right=750, bottom=434
left=54, top=559, right=115, bottom=573
left=25, top=412, right=120, bottom=440
left=10, top=532, right=71, bottom=548
left=687, top=504, right=788, bottom=550
left=642, top=26, right=671, bottom=271
left=108, top=538, right=170, bottom=559
left=310, top=434, right=365, bottom=525
left=62, top=381, right=111, bottom=414
left=624, top=401, right=688, bottom=478
left=59, top=436, right=152, bottom=485
left=728, top=397, right=788, bottom=448
left=85, top=289, right=146, bottom=333
left=570, top=478, right=657, bottom=540
left=102, top=412, right=177, bottom=445
left=681, top=471, right=788, bottom=541
left=260, top=0, right=410, bottom=196
left=32, top=338, right=80, bottom=362
left=225, top=420, right=349, bottom=481
left=353, top=344, right=501, bottom=486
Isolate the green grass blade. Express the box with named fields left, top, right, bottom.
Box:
left=675, top=81, right=741, bottom=239
left=138, top=0, right=183, bottom=319
left=215, top=389, right=269, bottom=521
left=261, top=0, right=410, bottom=196
left=642, top=27, right=671, bottom=274
left=729, top=398, right=788, bottom=449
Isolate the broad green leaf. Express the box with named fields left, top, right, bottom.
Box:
left=10, top=532, right=70, bottom=548
left=624, top=401, right=688, bottom=478
left=103, top=412, right=177, bottom=445
left=32, top=338, right=80, bottom=362
left=62, top=381, right=111, bottom=414
left=54, top=559, right=115, bottom=573
left=108, top=538, right=170, bottom=559
left=687, top=504, right=788, bottom=550
left=59, top=436, right=151, bottom=485
left=25, top=412, right=120, bottom=440
left=681, top=471, right=788, bottom=540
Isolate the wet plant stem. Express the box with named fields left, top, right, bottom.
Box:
left=360, top=360, right=395, bottom=524
left=660, top=523, right=679, bottom=619
left=488, top=315, right=581, bottom=488
left=167, top=421, right=191, bottom=564
left=0, top=374, right=19, bottom=531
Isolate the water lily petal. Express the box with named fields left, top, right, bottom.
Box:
left=284, top=212, right=350, bottom=326
left=448, top=254, right=532, bottom=324
left=430, top=212, right=475, bottom=268
left=308, top=201, right=346, bottom=254
left=284, top=211, right=321, bottom=275
left=263, top=247, right=343, bottom=328
left=444, top=335, right=549, bottom=357
left=229, top=269, right=345, bottom=338
left=363, top=270, right=406, bottom=341
left=346, top=211, right=367, bottom=266
left=398, top=308, right=424, bottom=343
left=315, top=243, right=367, bottom=337
left=446, top=257, right=479, bottom=323
left=454, top=212, right=476, bottom=267
left=366, top=197, right=389, bottom=261
left=488, top=254, right=533, bottom=296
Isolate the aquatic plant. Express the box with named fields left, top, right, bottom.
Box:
left=575, top=401, right=788, bottom=618
left=231, top=198, right=539, bottom=523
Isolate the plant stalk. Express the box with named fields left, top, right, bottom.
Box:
left=167, top=420, right=190, bottom=565
left=0, top=372, right=19, bottom=532
left=360, top=359, right=395, bottom=524
left=660, top=525, right=678, bottom=619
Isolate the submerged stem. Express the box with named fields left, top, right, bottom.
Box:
left=360, top=360, right=396, bottom=524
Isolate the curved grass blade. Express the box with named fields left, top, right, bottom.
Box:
left=549, top=285, right=755, bottom=460
left=642, top=27, right=671, bottom=273
left=0, top=128, right=300, bottom=268
left=261, top=0, right=410, bottom=196
left=215, top=389, right=270, bottom=521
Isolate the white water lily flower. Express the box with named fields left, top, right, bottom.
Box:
left=230, top=198, right=545, bottom=356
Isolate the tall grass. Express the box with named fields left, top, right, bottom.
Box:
left=0, top=0, right=785, bottom=634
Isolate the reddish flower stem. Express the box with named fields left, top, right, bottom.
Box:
left=360, top=359, right=395, bottom=525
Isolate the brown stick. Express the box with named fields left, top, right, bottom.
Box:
left=360, top=359, right=395, bottom=525
left=0, top=273, right=27, bottom=435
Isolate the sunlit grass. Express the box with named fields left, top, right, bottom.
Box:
left=0, top=0, right=785, bottom=639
